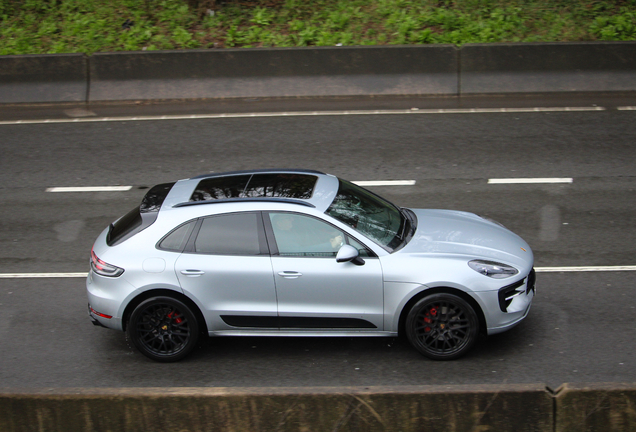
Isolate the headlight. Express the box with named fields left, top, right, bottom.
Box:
left=468, top=260, right=518, bottom=279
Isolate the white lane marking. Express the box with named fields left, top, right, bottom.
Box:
left=1, top=266, right=635, bottom=278
left=0, top=272, right=88, bottom=278
left=0, top=107, right=607, bottom=126
left=536, top=266, right=636, bottom=272
left=46, top=186, right=133, bottom=192
left=488, top=178, right=573, bottom=184
left=352, top=180, right=416, bottom=186
left=617, top=107, right=636, bottom=110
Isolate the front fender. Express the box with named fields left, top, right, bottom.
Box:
left=384, top=281, right=490, bottom=334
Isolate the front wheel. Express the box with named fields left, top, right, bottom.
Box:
left=406, top=293, right=479, bottom=360
left=127, top=296, right=199, bottom=362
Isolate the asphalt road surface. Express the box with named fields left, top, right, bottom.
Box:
left=1, top=95, right=635, bottom=390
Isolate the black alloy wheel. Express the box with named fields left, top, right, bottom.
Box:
left=406, top=293, right=478, bottom=360
left=127, top=296, right=199, bottom=362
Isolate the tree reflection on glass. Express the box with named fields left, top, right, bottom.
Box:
left=190, top=174, right=317, bottom=201
left=326, top=180, right=404, bottom=251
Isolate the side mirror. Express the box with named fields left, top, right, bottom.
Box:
left=336, top=244, right=365, bottom=266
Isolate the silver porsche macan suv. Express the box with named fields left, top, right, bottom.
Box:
left=87, top=169, right=535, bottom=362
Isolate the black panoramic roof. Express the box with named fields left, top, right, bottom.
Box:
left=189, top=169, right=325, bottom=181
left=189, top=172, right=320, bottom=204
left=140, top=182, right=175, bottom=213
left=174, top=197, right=316, bottom=209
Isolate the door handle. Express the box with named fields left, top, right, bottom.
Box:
left=180, top=269, right=205, bottom=277
left=278, top=271, right=302, bottom=279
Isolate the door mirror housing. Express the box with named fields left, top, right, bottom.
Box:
left=336, top=244, right=365, bottom=266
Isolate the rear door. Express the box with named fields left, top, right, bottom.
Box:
left=174, top=212, right=278, bottom=331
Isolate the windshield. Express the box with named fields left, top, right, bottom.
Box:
left=325, top=179, right=406, bottom=252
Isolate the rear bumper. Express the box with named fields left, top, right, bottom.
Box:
left=88, top=304, right=107, bottom=328
left=86, top=270, right=131, bottom=331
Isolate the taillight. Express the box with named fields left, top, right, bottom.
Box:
left=90, top=248, right=124, bottom=277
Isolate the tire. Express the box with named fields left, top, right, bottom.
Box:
left=405, top=293, right=479, bottom=360
left=127, top=296, right=199, bottom=362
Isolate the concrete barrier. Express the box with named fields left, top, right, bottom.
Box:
left=88, top=45, right=458, bottom=101
left=2, top=42, right=636, bottom=104
left=555, top=383, right=636, bottom=432
left=460, top=41, right=636, bottom=94
left=0, top=384, right=553, bottom=432
left=0, top=54, right=87, bottom=104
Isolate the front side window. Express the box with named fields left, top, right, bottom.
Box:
left=269, top=213, right=346, bottom=258
left=325, top=180, right=405, bottom=252
left=194, top=213, right=264, bottom=255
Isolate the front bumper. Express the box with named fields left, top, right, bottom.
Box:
left=474, top=269, right=536, bottom=335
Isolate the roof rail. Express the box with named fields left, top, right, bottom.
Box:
left=189, top=169, right=325, bottom=180
left=173, top=197, right=316, bottom=208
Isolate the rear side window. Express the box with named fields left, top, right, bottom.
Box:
left=194, top=213, right=266, bottom=255
left=107, top=182, right=175, bottom=246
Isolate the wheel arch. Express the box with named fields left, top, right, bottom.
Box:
left=122, top=288, right=208, bottom=336
left=397, top=286, right=487, bottom=338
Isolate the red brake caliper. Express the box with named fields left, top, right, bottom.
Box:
left=167, top=311, right=183, bottom=324
left=423, top=306, right=438, bottom=333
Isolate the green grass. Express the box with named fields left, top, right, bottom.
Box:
left=1, top=0, right=635, bottom=55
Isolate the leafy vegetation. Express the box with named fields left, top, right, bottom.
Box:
left=1, top=0, right=635, bottom=55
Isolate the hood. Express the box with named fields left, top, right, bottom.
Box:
left=400, top=209, right=533, bottom=267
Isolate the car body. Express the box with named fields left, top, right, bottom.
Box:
left=87, top=169, right=535, bottom=362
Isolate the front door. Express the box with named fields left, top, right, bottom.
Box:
left=267, top=212, right=384, bottom=331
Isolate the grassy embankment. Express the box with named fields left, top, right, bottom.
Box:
left=1, top=0, right=635, bottom=55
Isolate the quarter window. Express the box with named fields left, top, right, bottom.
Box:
left=159, top=221, right=196, bottom=252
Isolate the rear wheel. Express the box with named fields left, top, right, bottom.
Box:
left=406, top=293, right=478, bottom=360
left=127, top=296, right=199, bottom=362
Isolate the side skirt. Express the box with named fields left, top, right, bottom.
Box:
left=209, top=330, right=397, bottom=337
left=221, top=315, right=377, bottom=329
